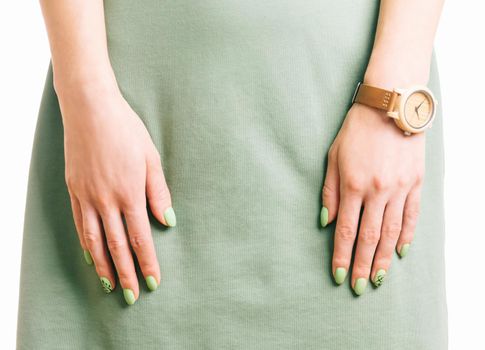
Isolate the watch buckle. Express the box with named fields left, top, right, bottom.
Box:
left=351, top=82, right=362, bottom=104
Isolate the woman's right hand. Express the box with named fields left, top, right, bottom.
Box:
left=58, top=82, right=176, bottom=305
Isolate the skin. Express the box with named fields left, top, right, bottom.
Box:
left=323, top=0, right=444, bottom=292
left=40, top=0, right=173, bottom=303
left=39, top=0, right=444, bottom=302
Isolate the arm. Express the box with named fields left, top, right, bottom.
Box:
left=40, top=0, right=116, bottom=98
left=40, top=0, right=175, bottom=304
left=321, top=0, right=444, bottom=294
left=365, top=0, right=445, bottom=88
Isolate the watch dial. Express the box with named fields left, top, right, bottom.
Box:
left=404, top=91, right=434, bottom=129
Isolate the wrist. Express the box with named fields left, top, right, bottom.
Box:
left=53, top=65, right=119, bottom=102
left=54, top=71, right=121, bottom=118
left=363, top=48, right=431, bottom=89
left=55, top=77, right=123, bottom=126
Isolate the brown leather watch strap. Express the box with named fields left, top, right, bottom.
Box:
left=352, top=83, right=399, bottom=112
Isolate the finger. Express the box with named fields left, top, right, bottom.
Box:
left=371, top=194, right=406, bottom=287
left=80, top=203, right=116, bottom=294
left=101, top=209, right=139, bottom=305
left=69, top=194, right=91, bottom=265
left=397, top=185, right=422, bottom=258
left=124, top=204, right=161, bottom=292
left=351, top=198, right=386, bottom=296
left=321, top=146, right=340, bottom=227
left=146, top=152, right=176, bottom=227
left=332, top=192, right=362, bottom=286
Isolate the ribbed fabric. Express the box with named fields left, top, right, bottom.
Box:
left=17, top=1, right=447, bottom=349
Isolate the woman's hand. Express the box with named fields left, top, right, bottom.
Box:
left=59, top=84, right=176, bottom=305
left=321, top=103, right=425, bottom=295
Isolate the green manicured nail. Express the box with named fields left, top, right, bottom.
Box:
left=334, top=267, right=347, bottom=285
left=163, top=207, right=177, bottom=227
left=399, top=243, right=410, bottom=258
left=320, top=206, right=329, bottom=227
left=123, top=288, right=136, bottom=305
left=353, top=278, right=367, bottom=296
left=100, top=277, right=113, bottom=294
left=373, top=269, right=386, bottom=287
left=83, top=250, right=93, bottom=265
left=145, top=275, right=158, bottom=291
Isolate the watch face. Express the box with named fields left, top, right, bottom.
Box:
left=403, top=90, right=434, bottom=129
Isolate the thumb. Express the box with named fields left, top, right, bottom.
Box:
left=321, top=147, right=340, bottom=227
left=146, top=152, right=176, bottom=227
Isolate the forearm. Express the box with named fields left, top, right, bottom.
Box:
left=39, top=0, right=117, bottom=101
left=364, top=0, right=445, bottom=89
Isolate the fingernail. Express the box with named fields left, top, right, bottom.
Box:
left=145, top=275, right=158, bottom=291
left=334, top=267, right=347, bottom=285
left=100, top=277, right=113, bottom=294
left=353, top=278, right=367, bottom=296
left=320, top=206, right=329, bottom=227
left=83, top=250, right=93, bottom=265
left=373, top=269, right=386, bottom=287
left=399, top=243, right=410, bottom=258
left=163, top=207, right=177, bottom=227
left=123, top=288, right=136, bottom=305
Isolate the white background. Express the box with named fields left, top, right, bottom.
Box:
left=1, top=1, right=484, bottom=349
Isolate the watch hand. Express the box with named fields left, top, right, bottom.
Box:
left=416, top=99, right=426, bottom=111
left=414, top=107, right=422, bottom=119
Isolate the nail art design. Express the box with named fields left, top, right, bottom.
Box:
left=83, top=250, right=93, bottom=265
left=163, top=207, right=177, bottom=227
left=373, top=269, right=386, bottom=287
left=123, top=288, right=136, bottom=305
left=145, top=275, right=158, bottom=291
left=399, top=243, right=410, bottom=258
left=320, top=206, right=329, bottom=227
left=100, top=277, right=113, bottom=294
left=334, top=267, right=347, bottom=285
left=353, top=278, right=367, bottom=296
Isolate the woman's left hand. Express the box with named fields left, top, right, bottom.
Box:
left=321, top=103, right=425, bottom=295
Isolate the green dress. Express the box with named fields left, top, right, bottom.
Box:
left=17, top=1, right=447, bottom=349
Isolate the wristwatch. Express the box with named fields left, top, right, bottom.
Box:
left=351, top=82, right=437, bottom=135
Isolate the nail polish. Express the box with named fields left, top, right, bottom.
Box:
left=145, top=275, right=158, bottom=291
left=399, top=243, right=410, bottom=258
left=123, top=289, right=136, bottom=305
left=334, top=267, right=347, bottom=285
left=373, top=269, right=386, bottom=287
left=320, top=206, right=329, bottom=227
left=163, top=207, right=177, bottom=227
left=83, top=250, right=93, bottom=265
left=100, top=277, right=113, bottom=294
left=353, top=278, right=367, bottom=296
